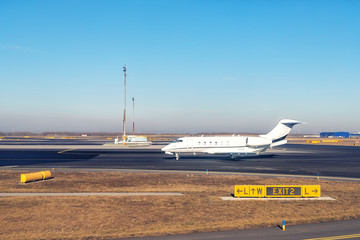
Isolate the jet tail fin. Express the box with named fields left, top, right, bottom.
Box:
left=260, top=119, right=301, bottom=142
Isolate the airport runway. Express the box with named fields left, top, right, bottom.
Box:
left=1, top=140, right=360, bottom=179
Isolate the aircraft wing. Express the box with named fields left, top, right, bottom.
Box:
left=204, top=147, right=261, bottom=155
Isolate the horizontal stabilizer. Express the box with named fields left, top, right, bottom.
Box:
left=270, top=139, right=287, bottom=148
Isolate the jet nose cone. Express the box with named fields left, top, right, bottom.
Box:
left=161, top=145, right=168, bottom=151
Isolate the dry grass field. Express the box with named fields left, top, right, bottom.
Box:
left=0, top=170, right=360, bottom=239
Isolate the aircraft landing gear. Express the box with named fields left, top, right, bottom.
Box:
left=175, top=153, right=179, bottom=160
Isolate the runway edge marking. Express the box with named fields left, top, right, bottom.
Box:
left=57, top=148, right=77, bottom=154
left=304, top=233, right=360, bottom=240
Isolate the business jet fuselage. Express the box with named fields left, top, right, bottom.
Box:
left=161, top=119, right=301, bottom=160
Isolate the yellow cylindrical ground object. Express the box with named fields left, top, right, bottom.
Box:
left=21, top=171, right=51, bottom=183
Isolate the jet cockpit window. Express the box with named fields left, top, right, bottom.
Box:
left=173, top=139, right=183, bottom=143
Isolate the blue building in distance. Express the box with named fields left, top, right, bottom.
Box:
left=320, top=132, right=360, bottom=138
left=320, top=132, right=350, bottom=138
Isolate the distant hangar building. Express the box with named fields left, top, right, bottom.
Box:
left=320, top=132, right=360, bottom=138
left=320, top=132, right=350, bottom=138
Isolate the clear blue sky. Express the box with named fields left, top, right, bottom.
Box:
left=1, top=0, right=359, bottom=134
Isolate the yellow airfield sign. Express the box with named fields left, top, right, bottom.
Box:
left=234, top=185, right=321, bottom=198
left=302, top=185, right=321, bottom=197
left=234, top=185, right=265, bottom=197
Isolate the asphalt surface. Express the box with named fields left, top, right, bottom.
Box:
left=124, top=219, right=360, bottom=240
left=0, top=140, right=360, bottom=179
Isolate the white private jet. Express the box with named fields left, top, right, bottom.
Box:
left=161, top=119, right=301, bottom=160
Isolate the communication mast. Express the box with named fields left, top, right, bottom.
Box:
left=122, top=65, right=127, bottom=144
left=114, top=66, right=150, bottom=146
left=132, top=97, right=135, bottom=135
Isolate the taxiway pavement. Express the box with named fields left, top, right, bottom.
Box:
left=0, top=140, right=360, bottom=179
